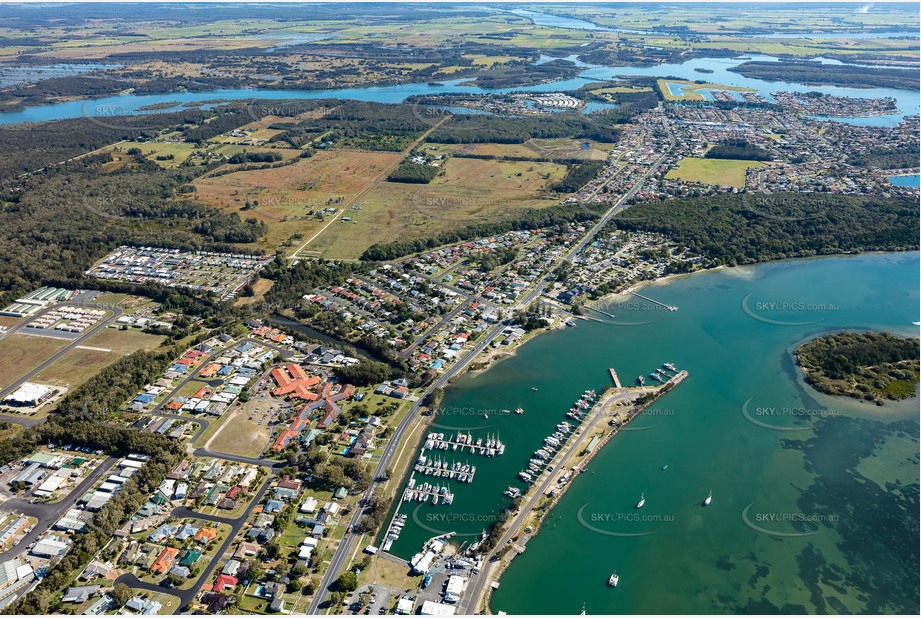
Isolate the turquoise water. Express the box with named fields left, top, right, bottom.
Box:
left=387, top=252, right=918, bottom=613
left=485, top=252, right=920, bottom=614
left=890, top=175, right=921, bottom=188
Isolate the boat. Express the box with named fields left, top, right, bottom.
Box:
left=501, top=409, right=510, bottom=415
left=664, top=362, right=677, bottom=371
left=580, top=602, right=586, bottom=616
left=704, top=490, right=712, bottom=506
left=483, top=413, right=489, bottom=419
left=637, top=375, right=645, bottom=386
left=662, top=464, right=668, bottom=470
left=636, top=493, right=645, bottom=509
left=608, top=572, right=619, bottom=587
left=516, top=407, right=524, bottom=415
left=531, top=387, right=539, bottom=391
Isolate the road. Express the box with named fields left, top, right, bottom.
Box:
left=0, top=456, right=118, bottom=562
left=0, top=303, right=123, bottom=403
left=115, top=475, right=275, bottom=611
left=308, top=316, right=512, bottom=613
left=459, top=389, right=643, bottom=614
left=309, top=117, right=676, bottom=613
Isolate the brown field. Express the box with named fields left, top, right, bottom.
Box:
left=191, top=149, right=400, bottom=249
left=31, top=329, right=164, bottom=389
left=208, top=403, right=273, bottom=458
left=428, top=138, right=610, bottom=161
left=309, top=156, right=567, bottom=259
left=82, top=328, right=165, bottom=354
left=234, top=278, right=275, bottom=306
left=0, top=335, right=69, bottom=390
left=0, top=316, right=23, bottom=329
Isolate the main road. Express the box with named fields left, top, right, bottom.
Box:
left=308, top=111, right=675, bottom=613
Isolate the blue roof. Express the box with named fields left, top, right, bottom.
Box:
left=134, top=393, right=155, bottom=403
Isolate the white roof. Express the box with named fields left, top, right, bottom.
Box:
left=445, top=575, right=467, bottom=595
left=4, top=382, right=52, bottom=403
left=420, top=601, right=456, bottom=615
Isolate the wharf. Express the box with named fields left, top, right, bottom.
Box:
left=424, top=432, right=506, bottom=457
left=628, top=290, right=678, bottom=311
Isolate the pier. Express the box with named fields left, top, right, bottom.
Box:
left=402, top=476, right=455, bottom=505
left=608, top=368, right=623, bottom=389
left=414, top=451, right=477, bottom=483
left=424, top=432, right=506, bottom=457
left=586, top=306, right=618, bottom=320
left=628, top=290, right=678, bottom=311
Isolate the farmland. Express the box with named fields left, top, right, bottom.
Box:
left=427, top=137, right=612, bottom=161
left=308, top=156, right=568, bottom=259
left=191, top=149, right=400, bottom=249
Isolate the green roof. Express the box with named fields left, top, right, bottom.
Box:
left=179, top=550, right=202, bottom=566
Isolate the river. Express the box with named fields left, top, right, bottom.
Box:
left=384, top=252, right=919, bottom=614
left=0, top=50, right=918, bottom=127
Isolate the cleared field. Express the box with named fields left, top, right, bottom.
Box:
left=590, top=86, right=653, bottom=95
left=0, top=335, right=69, bottom=390
left=309, top=156, right=567, bottom=259
left=208, top=403, right=273, bottom=458
left=0, top=316, right=23, bottom=329
left=666, top=157, right=764, bottom=188
left=31, top=329, right=164, bottom=389
left=191, top=149, right=399, bottom=248
left=114, top=141, right=200, bottom=168
left=657, top=79, right=756, bottom=102
left=83, top=328, right=164, bottom=354
left=234, top=277, right=275, bottom=306
left=362, top=554, right=423, bottom=590
left=428, top=138, right=610, bottom=161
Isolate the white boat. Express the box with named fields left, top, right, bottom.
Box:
left=483, top=413, right=489, bottom=419
left=636, top=493, right=645, bottom=509
left=662, top=464, right=668, bottom=470
left=704, top=490, right=712, bottom=506
left=531, top=387, right=539, bottom=391
left=608, top=572, right=619, bottom=587
left=516, top=408, right=524, bottom=415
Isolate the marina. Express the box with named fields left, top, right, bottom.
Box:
left=414, top=451, right=478, bottom=483
left=489, top=252, right=918, bottom=615
left=519, top=390, right=597, bottom=483
left=423, top=431, right=506, bottom=457
left=401, top=477, right=455, bottom=506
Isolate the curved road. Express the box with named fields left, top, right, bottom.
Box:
left=114, top=475, right=274, bottom=611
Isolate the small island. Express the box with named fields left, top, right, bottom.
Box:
left=796, top=331, right=920, bottom=405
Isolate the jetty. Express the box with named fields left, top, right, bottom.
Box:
left=424, top=432, right=506, bottom=457
left=402, top=476, right=455, bottom=505
left=414, top=451, right=477, bottom=483
left=608, top=368, right=622, bottom=389
left=628, top=290, right=678, bottom=311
